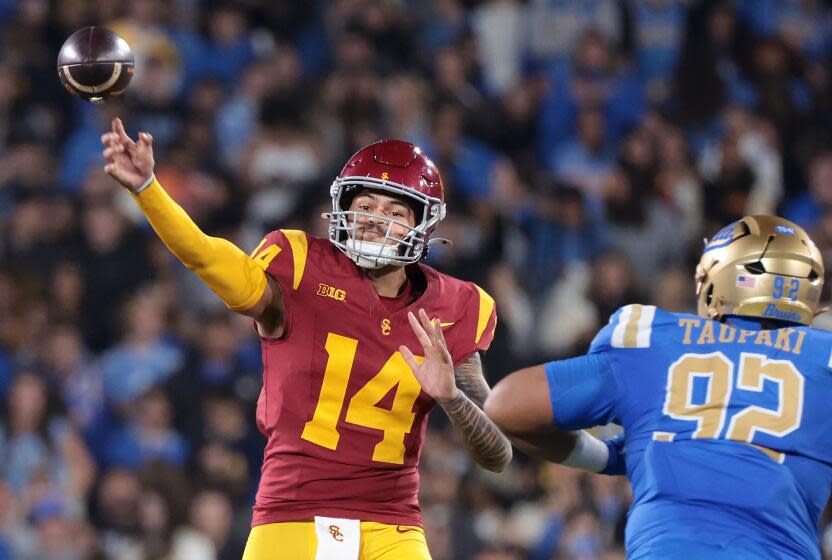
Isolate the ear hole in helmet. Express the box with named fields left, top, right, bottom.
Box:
left=744, top=261, right=766, bottom=274
left=809, top=269, right=820, bottom=282
left=705, top=284, right=714, bottom=305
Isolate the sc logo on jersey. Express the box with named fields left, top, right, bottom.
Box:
left=317, top=283, right=346, bottom=301
left=329, top=525, right=343, bottom=542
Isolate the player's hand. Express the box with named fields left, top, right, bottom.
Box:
left=101, top=117, right=155, bottom=193
left=400, top=309, right=459, bottom=405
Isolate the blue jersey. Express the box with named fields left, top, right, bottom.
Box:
left=545, top=305, right=832, bottom=559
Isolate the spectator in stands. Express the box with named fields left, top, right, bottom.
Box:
left=550, top=109, right=616, bottom=205
left=783, top=148, right=832, bottom=231
left=104, top=387, right=188, bottom=470
left=190, top=488, right=246, bottom=560
left=99, top=285, right=183, bottom=408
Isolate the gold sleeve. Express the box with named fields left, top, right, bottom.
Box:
left=132, top=177, right=268, bottom=312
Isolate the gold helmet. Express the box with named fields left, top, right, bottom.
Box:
left=696, top=215, right=824, bottom=325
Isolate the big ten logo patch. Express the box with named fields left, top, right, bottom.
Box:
left=329, top=525, right=343, bottom=542
left=381, top=318, right=391, bottom=335
left=318, top=283, right=346, bottom=302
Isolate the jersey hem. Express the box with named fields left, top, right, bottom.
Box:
left=251, top=506, right=422, bottom=529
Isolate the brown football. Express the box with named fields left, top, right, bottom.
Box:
left=57, top=26, right=134, bottom=104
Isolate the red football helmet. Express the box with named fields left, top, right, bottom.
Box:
left=328, top=139, right=446, bottom=268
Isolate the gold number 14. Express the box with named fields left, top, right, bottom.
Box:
left=300, top=333, right=424, bottom=464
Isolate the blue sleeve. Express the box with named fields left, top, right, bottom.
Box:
left=544, top=353, right=619, bottom=430
left=600, top=433, right=627, bottom=476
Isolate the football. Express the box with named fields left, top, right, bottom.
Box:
left=57, top=26, right=134, bottom=104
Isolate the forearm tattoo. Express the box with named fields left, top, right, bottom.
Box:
left=440, top=353, right=512, bottom=472
left=453, top=353, right=490, bottom=407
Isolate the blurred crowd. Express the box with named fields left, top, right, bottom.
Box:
left=1, top=0, right=832, bottom=558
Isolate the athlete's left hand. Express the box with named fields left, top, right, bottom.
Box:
left=400, top=308, right=459, bottom=405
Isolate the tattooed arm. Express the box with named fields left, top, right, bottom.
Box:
left=438, top=352, right=513, bottom=472
left=452, top=352, right=489, bottom=407
left=400, top=310, right=512, bottom=472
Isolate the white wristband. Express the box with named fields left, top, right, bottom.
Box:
left=134, top=174, right=155, bottom=194
left=561, top=430, right=609, bottom=473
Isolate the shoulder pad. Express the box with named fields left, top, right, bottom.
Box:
left=591, top=304, right=657, bottom=352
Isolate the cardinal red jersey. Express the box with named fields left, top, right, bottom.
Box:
left=249, top=230, right=497, bottom=527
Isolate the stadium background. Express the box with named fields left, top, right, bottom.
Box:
left=1, top=0, right=832, bottom=558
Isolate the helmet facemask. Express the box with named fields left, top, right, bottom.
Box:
left=327, top=175, right=446, bottom=269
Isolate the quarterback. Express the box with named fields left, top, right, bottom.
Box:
left=484, top=216, right=832, bottom=559
left=101, top=118, right=511, bottom=559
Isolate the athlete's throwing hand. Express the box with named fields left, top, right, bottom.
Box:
left=401, top=308, right=459, bottom=404
left=101, top=117, right=154, bottom=192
